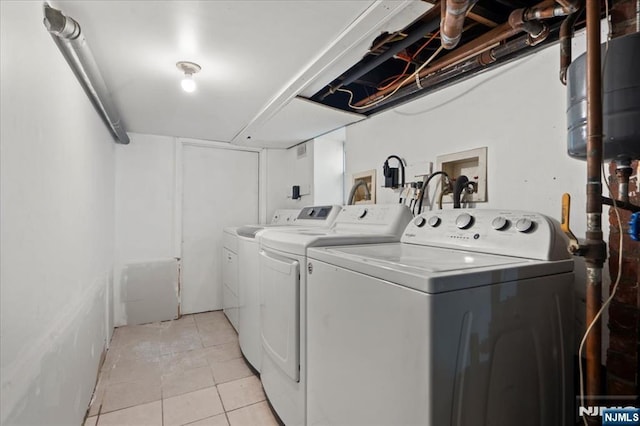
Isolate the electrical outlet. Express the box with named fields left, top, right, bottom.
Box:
left=436, top=147, right=487, bottom=203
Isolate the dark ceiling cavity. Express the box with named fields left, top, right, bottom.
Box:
left=309, top=0, right=588, bottom=115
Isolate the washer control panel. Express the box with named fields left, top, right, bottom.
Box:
left=271, top=209, right=302, bottom=225
left=334, top=204, right=412, bottom=225
left=402, top=209, right=569, bottom=260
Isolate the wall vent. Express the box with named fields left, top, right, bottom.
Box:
left=297, top=143, right=307, bottom=158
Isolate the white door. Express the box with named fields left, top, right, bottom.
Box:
left=181, top=144, right=259, bottom=314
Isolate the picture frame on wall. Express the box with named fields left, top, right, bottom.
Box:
left=351, top=170, right=376, bottom=205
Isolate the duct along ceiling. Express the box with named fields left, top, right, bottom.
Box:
left=307, top=0, right=587, bottom=115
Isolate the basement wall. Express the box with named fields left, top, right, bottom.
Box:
left=114, top=135, right=264, bottom=326
left=264, top=140, right=316, bottom=218
left=264, top=129, right=346, bottom=219
left=114, top=133, right=179, bottom=327
left=342, top=37, right=610, bottom=353
left=1, top=2, right=115, bottom=424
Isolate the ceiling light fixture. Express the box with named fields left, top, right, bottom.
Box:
left=176, top=61, right=201, bottom=93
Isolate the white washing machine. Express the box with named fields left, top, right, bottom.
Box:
left=222, top=209, right=305, bottom=331
left=306, top=209, right=575, bottom=426
left=235, top=205, right=342, bottom=372
left=222, top=206, right=341, bottom=332
left=258, top=204, right=414, bottom=426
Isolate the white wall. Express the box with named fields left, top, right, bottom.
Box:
left=313, top=128, right=346, bottom=205
left=344, top=41, right=609, bottom=352
left=114, top=133, right=179, bottom=326
left=1, top=2, right=115, bottom=423
left=114, top=135, right=264, bottom=325
left=264, top=140, right=316, bottom=218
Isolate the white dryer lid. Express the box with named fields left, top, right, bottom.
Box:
left=307, top=243, right=574, bottom=294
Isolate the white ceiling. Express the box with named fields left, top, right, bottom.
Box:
left=53, top=1, right=431, bottom=148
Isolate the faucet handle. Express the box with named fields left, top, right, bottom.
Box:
left=562, top=193, right=586, bottom=255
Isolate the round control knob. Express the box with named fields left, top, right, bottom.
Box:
left=413, top=217, right=426, bottom=227
left=427, top=216, right=441, bottom=227
left=307, top=209, right=315, bottom=216
left=356, top=208, right=368, bottom=219
left=515, top=218, right=534, bottom=233
left=491, top=216, right=508, bottom=231
left=455, top=213, right=474, bottom=229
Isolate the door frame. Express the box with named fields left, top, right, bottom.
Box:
left=173, top=138, right=266, bottom=261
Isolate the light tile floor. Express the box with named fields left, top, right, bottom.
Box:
left=85, top=311, right=280, bottom=426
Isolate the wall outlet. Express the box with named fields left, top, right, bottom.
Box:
left=436, top=147, right=487, bottom=203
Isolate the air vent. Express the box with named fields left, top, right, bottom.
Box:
left=297, top=143, right=307, bottom=158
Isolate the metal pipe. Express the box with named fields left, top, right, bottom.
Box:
left=559, top=2, right=583, bottom=85
left=509, top=8, right=550, bottom=43
left=328, top=12, right=441, bottom=94
left=43, top=4, right=130, bottom=144
left=615, top=159, right=633, bottom=203
left=352, top=29, right=542, bottom=112
left=352, top=0, right=559, bottom=108
left=441, top=0, right=472, bottom=49
left=584, top=0, right=605, bottom=420
left=524, top=0, right=580, bottom=20
left=601, top=196, right=640, bottom=212
left=354, top=22, right=518, bottom=107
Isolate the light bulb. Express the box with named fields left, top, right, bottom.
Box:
left=181, top=74, right=196, bottom=92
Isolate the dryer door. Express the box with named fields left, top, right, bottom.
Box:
left=259, top=249, right=300, bottom=381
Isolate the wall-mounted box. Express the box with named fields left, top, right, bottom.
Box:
left=436, top=147, right=487, bottom=204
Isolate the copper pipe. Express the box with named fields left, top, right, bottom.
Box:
left=509, top=8, right=550, bottom=43
left=350, top=32, right=536, bottom=112
left=524, top=0, right=580, bottom=20
left=354, top=0, right=558, bottom=108
left=467, top=10, right=498, bottom=27
left=441, top=0, right=471, bottom=49
left=584, top=0, right=605, bottom=422
left=559, top=1, right=583, bottom=84
left=354, top=22, right=518, bottom=106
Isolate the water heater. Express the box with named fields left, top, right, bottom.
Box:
left=567, top=32, right=640, bottom=162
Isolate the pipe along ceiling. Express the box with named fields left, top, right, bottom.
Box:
left=311, top=0, right=586, bottom=115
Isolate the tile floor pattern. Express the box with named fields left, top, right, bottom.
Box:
left=84, top=311, right=280, bottom=426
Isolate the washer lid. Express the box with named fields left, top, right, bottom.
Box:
left=260, top=228, right=404, bottom=256
left=223, top=226, right=239, bottom=235
left=307, top=243, right=574, bottom=294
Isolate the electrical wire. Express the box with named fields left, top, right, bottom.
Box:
left=412, top=30, right=440, bottom=60
left=376, top=31, right=441, bottom=92
left=377, top=66, right=411, bottom=90
left=337, top=45, right=444, bottom=111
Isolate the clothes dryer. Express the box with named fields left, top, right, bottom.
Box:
left=258, top=204, right=413, bottom=426
left=236, top=205, right=341, bottom=372
left=222, top=208, right=305, bottom=331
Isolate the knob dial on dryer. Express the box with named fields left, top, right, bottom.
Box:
left=413, top=217, right=426, bottom=227
left=356, top=208, right=368, bottom=219
left=456, top=213, right=474, bottom=229
left=491, top=216, right=508, bottom=230
left=427, top=216, right=441, bottom=227
left=515, top=218, right=534, bottom=233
